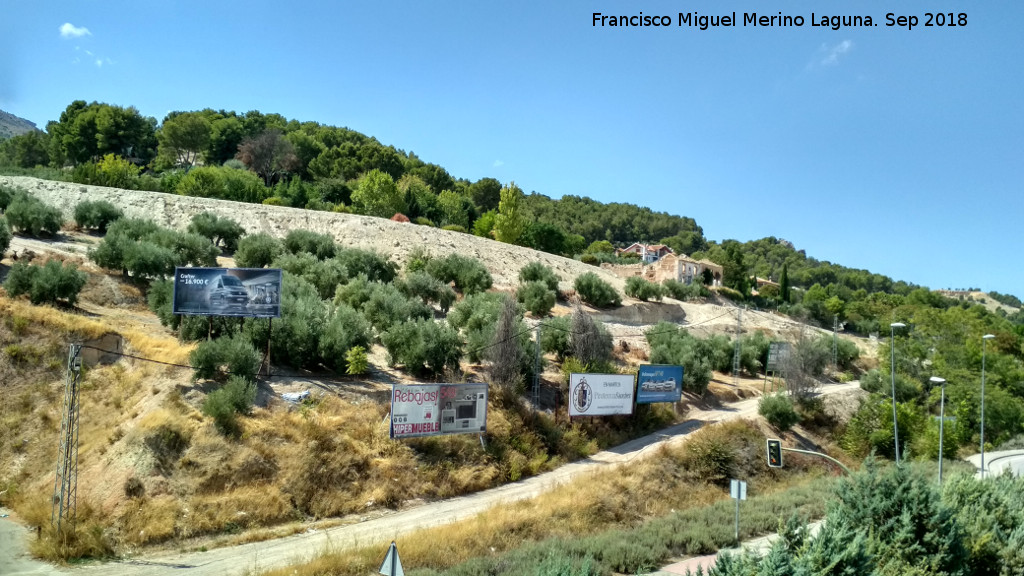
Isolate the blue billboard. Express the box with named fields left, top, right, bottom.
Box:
left=636, top=364, right=683, bottom=404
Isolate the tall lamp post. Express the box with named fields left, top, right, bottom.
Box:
left=931, top=376, right=947, bottom=485
left=891, top=322, right=906, bottom=464
left=981, top=334, right=995, bottom=478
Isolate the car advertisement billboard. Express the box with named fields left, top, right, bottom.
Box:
left=390, top=383, right=489, bottom=439
left=172, top=267, right=282, bottom=318
left=636, top=364, right=683, bottom=404
left=568, top=373, right=635, bottom=417
left=766, top=342, right=791, bottom=372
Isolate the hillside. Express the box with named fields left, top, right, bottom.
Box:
left=0, top=109, right=36, bottom=140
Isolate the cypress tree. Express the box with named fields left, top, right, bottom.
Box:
left=780, top=263, right=791, bottom=303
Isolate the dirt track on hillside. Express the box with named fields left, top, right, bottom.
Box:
left=22, top=381, right=859, bottom=576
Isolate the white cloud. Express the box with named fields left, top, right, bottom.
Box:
left=819, top=40, right=853, bottom=66
left=60, top=23, right=91, bottom=39
left=493, top=160, right=504, bottom=167
left=95, top=59, right=102, bottom=68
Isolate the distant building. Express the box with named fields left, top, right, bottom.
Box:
left=616, top=243, right=674, bottom=264
left=601, top=252, right=723, bottom=287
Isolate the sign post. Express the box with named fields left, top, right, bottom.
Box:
left=730, top=479, right=747, bottom=542
left=378, top=541, right=404, bottom=576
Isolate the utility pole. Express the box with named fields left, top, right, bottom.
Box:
left=52, top=344, right=83, bottom=532
left=832, top=314, right=839, bottom=370
left=732, top=307, right=743, bottom=386
left=532, top=324, right=541, bottom=408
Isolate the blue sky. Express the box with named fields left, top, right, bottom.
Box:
left=2, top=1, right=1021, bottom=295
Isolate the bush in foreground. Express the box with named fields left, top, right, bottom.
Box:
left=574, top=272, right=621, bottom=308
left=517, top=280, right=556, bottom=317
left=759, top=393, right=801, bottom=431
left=381, top=318, right=463, bottom=376
left=4, top=193, right=63, bottom=237
left=187, top=212, right=246, bottom=251
left=426, top=253, right=493, bottom=294
left=202, top=376, right=256, bottom=436
left=625, top=276, right=665, bottom=302
left=3, top=260, right=87, bottom=305
left=234, top=232, right=282, bottom=268
left=73, top=200, right=123, bottom=233
left=0, top=216, right=10, bottom=255
left=189, top=333, right=261, bottom=382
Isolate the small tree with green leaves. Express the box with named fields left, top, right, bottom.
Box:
left=625, top=276, right=666, bottom=302
left=283, top=229, right=336, bottom=259
left=73, top=200, right=123, bottom=233
left=574, top=272, right=621, bottom=308
left=517, top=281, right=556, bottom=317
left=187, top=212, right=246, bottom=251
left=381, top=319, right=463, bottom=376
left=234, top=232, right=282, bottom=268
left=0, top=216, right=10, bottom=256
left=759, top=393, right=801, bottom=431
left=202, top=376, right=256, bottom=436
left=4, top=193, right=63, bottom=237
left=4, top=260, right=87, bottom=305
left=426, top=253, right=493, bottom=294
left=519, top=261, right=560, bottom=292
left=189, top=333, right=261, bottom=382
left=318, top=304, right=372, bottom=373
left=345, top=346, right=369, bottom=375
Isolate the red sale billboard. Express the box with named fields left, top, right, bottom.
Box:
left=389, top=383, right=488, bottom=439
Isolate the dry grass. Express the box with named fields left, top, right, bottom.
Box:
left=259, top=419, right=838, bottom=576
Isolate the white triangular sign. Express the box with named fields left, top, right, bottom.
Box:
left=378, top=541, right=404, bottom=576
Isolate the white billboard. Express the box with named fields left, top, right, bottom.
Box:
left=390, top=383, right=488, bottom=439
left=568, top=373, right=635, bottom=417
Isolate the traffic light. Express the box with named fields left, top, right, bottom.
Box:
left=767, top=439, right=783, bottom=468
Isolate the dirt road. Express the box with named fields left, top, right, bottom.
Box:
left=9, top=381, right=858, bottom=576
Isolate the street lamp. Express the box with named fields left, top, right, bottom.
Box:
left=981, top=334, right=996, bottom=479
left=931, top=376, right=947, bottom=485
left=891, top=322, right=906, bottom=464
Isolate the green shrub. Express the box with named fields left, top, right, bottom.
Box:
left=234, top=232, right=282, bottom=268
left=759, top=393, right=801, bottom=431
left=4, top=193, right=63, bottom=237
left=189, top=333, right=261, bottom=382
left=426, top=253, right=493, bottom=294
left=318, top=304, right=372, bottom=373
left=519, top=261, right=560, bottom=291
left=399, top=271, right=456, bottom=313
left=345, top=345, right=369, bottom=375
left=517, top=281, right=556, bottom=317
left=260, top=274, right=327, bottom=370
left=122, top=241, right=176, bottom=280
left=187, top=212, right=246, bottom=251
left=3, top=260, right=87, bottom=305
left=404, top=247, right=433, bottom=273
left=441, top=224, right=467, bottom=233
left=363, top=283, right=432, bottom=332
left=625, top=276, right=665, bottom=302
left=334, top=247, right=397, bottom=283
left=73, top=200, right=123, bottom=232
left=448, top=292, right=506, bottom=362
left=333, top=274, right=376, bottom=310
left=574, top=272, right=621, bottom=308
left=381, top=318, right=463, bottom=376
left=646, top=323, right=730, bottom=394
left=0, top=185, right=18, bottom=211
left=202, top=376, right=256, bottom=436
left=272, top=252, right=348, bottom=299
left=662, top=279, right=709, bottom=301
left=835, top=337, right=860, bottom=370
left=739, top=331, right=770, bottom=376
left=95, top=154, right=141, bottom=189
left=146, top=279, right=180, bottom=329
left=282, top=229, right=336, bottom=259
left=540, top=316, right=572, bottom=360
left=0, top=216, right=10, bottom=255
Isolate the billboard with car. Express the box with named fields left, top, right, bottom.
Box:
left=390, top=383, right=489, bottom=439
left=172, top=267, right=282, bottom=318
left=636, top=364, right=683, bottom=404
left=568, top=373, right=635, bottom=417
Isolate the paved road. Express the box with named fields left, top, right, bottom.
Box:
left=1, top=382, right=861, bottom=576
left=964, top=450, right=1024, bottom=478
left=0, top=507, right=53, bottom=576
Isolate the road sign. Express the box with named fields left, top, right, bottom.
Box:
left=730, top=479, right=747, bottom=501
left=767, top=439, right=783, bottom=468
left=379, top=541, right=404, bottom=576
